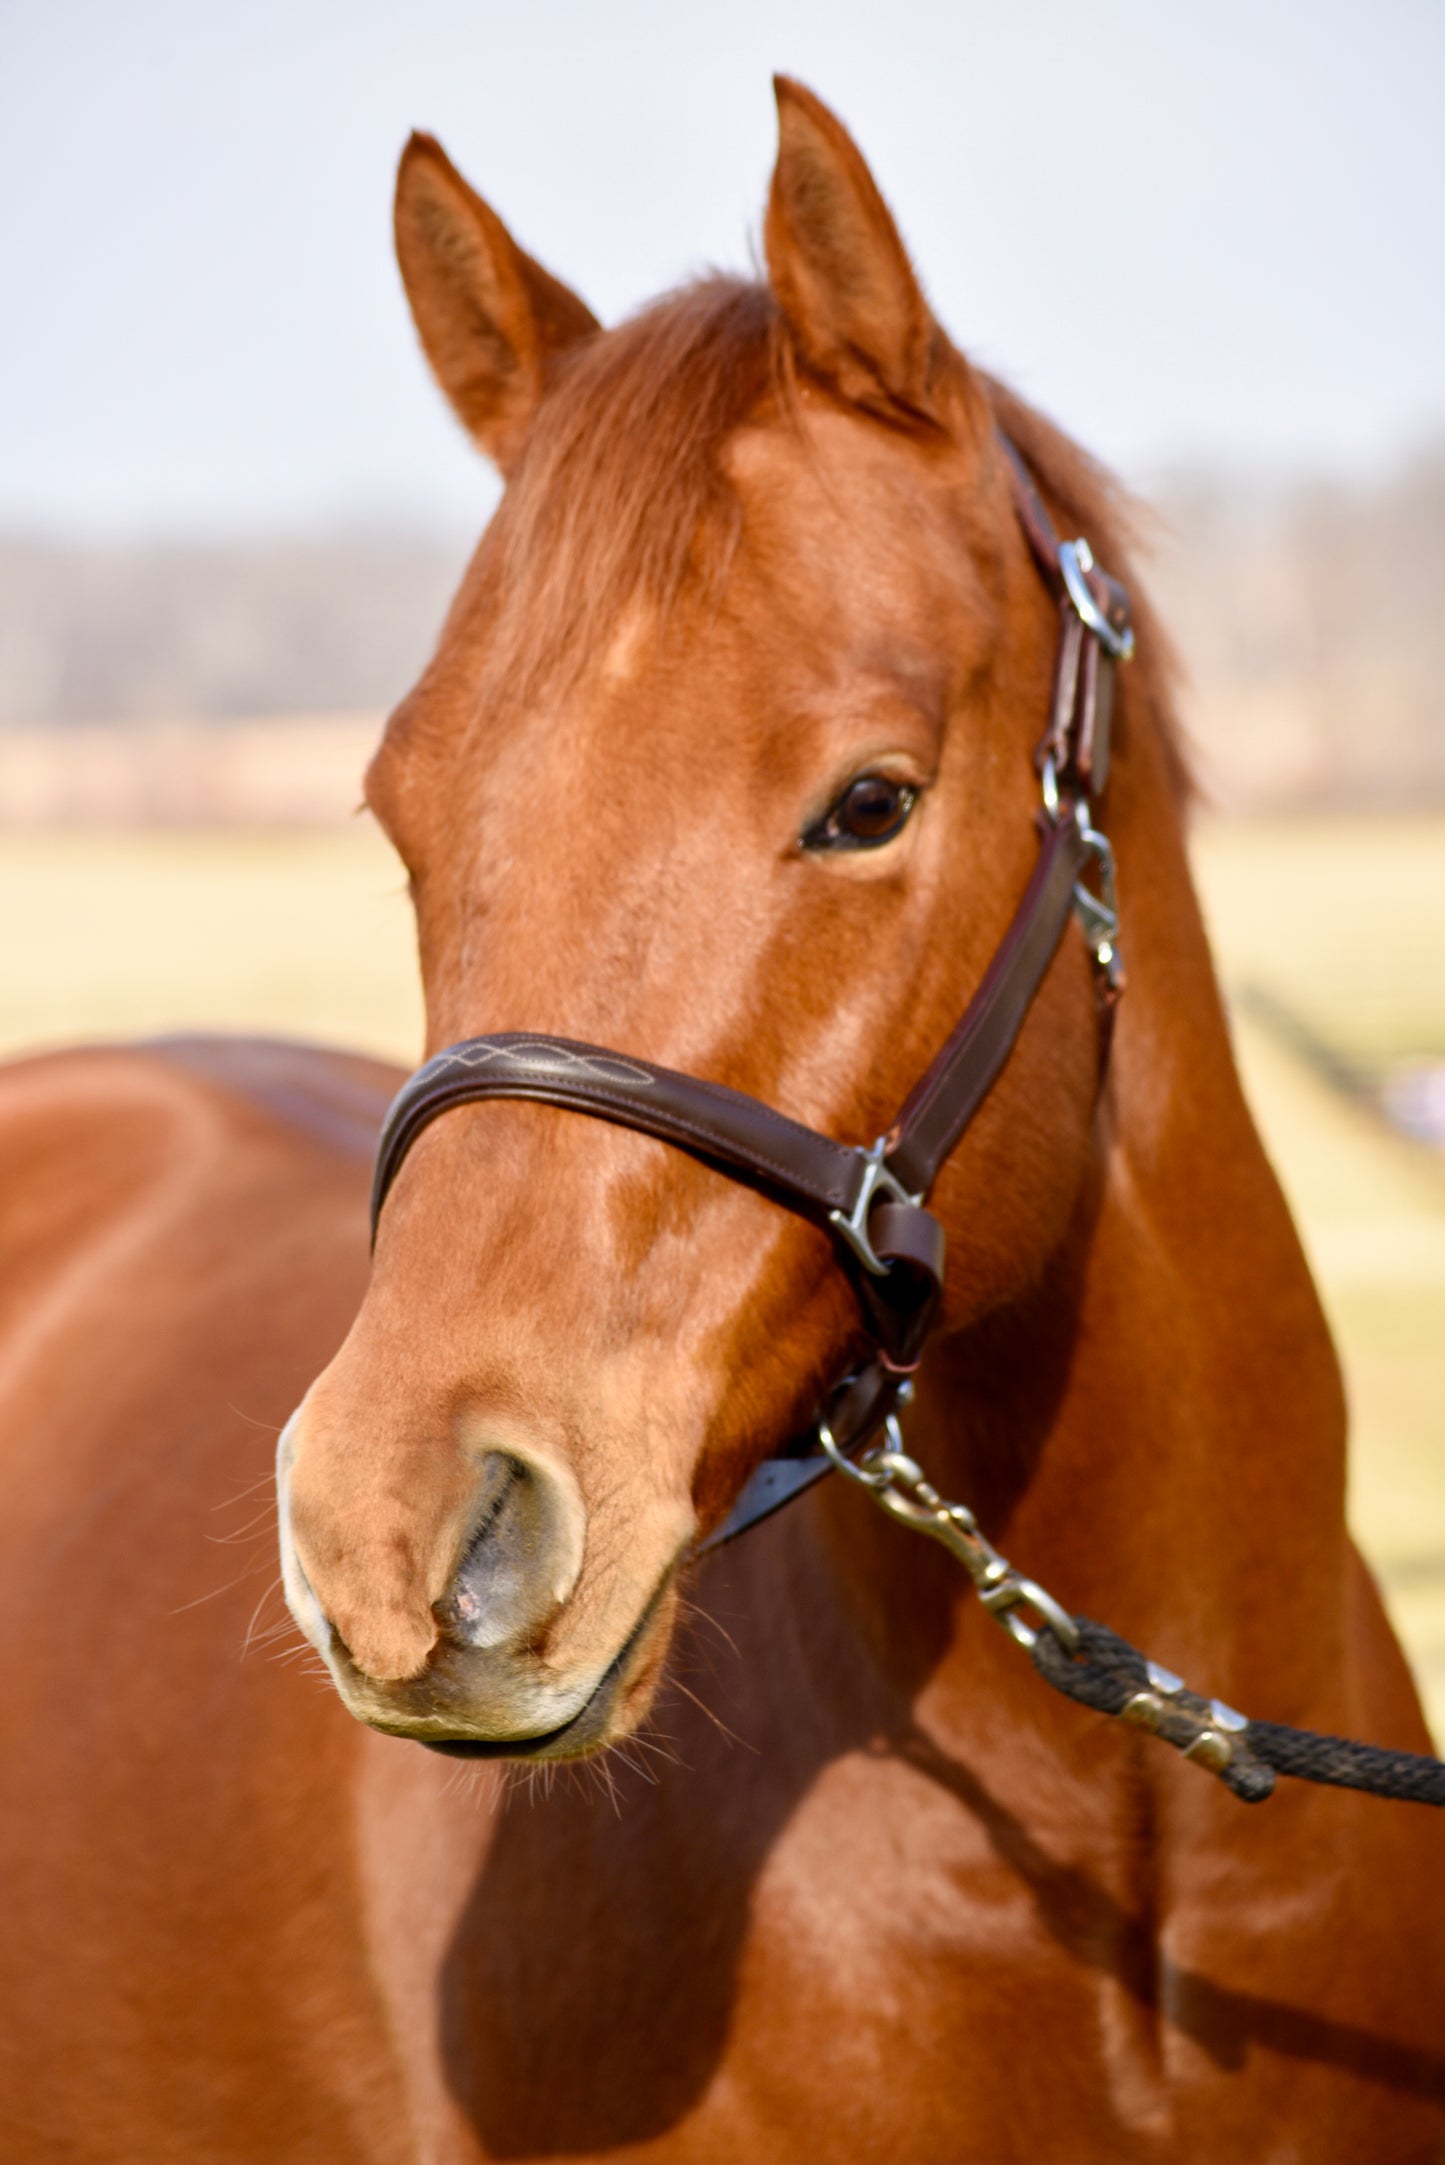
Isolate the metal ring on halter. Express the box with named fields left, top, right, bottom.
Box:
left=827, top=1139, right=922, bottom=1278
left=817, top=1411, right=906, bottom=1489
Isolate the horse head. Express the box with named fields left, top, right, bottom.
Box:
left=278, top=80, right=1173, bottom=1758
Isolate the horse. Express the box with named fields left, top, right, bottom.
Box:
left=1, top=76, right=1441, bottom=2163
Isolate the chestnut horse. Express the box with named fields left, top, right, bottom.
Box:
left=1, top=79, right=1441, bottom=2163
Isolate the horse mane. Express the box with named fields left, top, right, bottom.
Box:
left=464, top=274, right=1190, bottom=801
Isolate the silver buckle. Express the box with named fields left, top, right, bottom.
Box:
left=828, top=1138, right=920, bottom=1278
left=1059, top=537, right=1134, bottom=661
left=1039, top=764, right=1123, bottom=992
left=1072, top=816, right=1121, bottom=986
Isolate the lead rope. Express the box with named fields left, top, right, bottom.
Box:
left=820, top=1411, right=1445, bottom=1807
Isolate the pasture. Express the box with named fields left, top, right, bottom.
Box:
left=3, top=811, right=1442, bottom=1736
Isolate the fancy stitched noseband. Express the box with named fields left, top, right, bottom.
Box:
left=369, top=436, right=1132, bottom=1547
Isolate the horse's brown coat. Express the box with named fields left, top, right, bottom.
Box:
left=1, top=79, right=1441, bottom=2162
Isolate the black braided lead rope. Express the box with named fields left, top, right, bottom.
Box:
left=1030, top=1618, right=1445, bottom=1808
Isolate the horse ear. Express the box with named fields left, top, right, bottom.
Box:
left=394, top=133, right=600, bottom=473
left=765, top=78, right=943, bottom=422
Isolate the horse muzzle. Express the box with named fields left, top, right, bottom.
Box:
left=275, top=1405, right=684, bottom=1758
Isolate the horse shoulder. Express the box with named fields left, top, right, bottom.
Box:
left=0, top=1037, right=429, bottom=2160
left=0, top=1032, right=400, bottom=1546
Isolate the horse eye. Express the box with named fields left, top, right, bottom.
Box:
left=803, top=773, right=918, bottom=852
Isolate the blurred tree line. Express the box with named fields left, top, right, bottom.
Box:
left=1, top=450, right=1442, bottom=810
left=0, top=528, right=467, bottom=727
left=1148, top=445, right=1445, bottom=806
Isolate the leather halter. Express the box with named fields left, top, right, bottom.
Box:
left=369, top=434, right=1133, bottom=1549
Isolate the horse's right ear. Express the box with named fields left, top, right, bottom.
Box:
left=394, top=133, right=600, bottom=474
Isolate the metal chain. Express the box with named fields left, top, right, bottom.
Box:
left=817, top=1412, right=1277, bottom=1797
left=817, top=1410, right=1445, bottom=1808
left=817, top=1407, right=1078, bottom=1655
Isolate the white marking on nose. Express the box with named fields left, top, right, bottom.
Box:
left=275, top=1402, right=331, bottom=1657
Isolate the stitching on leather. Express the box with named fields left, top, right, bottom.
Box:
left=380, top=1084, right=856, bottom=1212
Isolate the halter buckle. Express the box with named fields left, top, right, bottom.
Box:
left=1039, top=763, right=1123, bottom=994
left=828, top=1138, right=920, bottom=1278
left=1072, top=817, right=1123, bottom=992
left=1059, top=537, right=1135, bottom=661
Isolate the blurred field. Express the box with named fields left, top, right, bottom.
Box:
left=1192, top=818, right=1445, bottom=1739
left=0, top=825, right=422, bottom=1062
left=2, top=814, right=1443, bottom=1737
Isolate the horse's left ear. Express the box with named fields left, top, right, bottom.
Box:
left=765, top=78, right=947, bottom=423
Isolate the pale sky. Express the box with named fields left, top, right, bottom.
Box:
left=3, top=0, right=1442, bottom=534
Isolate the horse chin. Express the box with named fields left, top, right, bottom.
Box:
left=421, top=1591, right=674, bottom=1762
left=322, top=1564, right=680, bottom=1766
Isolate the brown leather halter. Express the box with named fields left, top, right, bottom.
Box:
left=366, top=443, right=1445, bottom=1811
left=370, top=436, right=1133, bottom=1550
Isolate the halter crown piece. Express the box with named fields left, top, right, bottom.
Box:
left=370, top=435, right=1130, bottom=1544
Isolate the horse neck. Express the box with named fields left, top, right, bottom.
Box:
left=808, top=730, right=1352, bottom=1735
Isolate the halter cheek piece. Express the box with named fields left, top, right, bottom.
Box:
left=369, top=435, right=1132, bottom=1545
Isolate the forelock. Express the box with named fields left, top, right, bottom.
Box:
left=473, top=277, right=787, bottom=702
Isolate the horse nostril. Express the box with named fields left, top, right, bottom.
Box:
left=443, top=1450, right=575, bottom=1651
